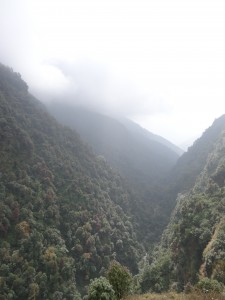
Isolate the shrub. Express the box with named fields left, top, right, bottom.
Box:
left=107, top=261, right=132, bottom=300
left=88, top=276, right=115, bottom=300
left=196, top=277, right=223, bottom=293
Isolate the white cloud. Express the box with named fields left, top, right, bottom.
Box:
left=0, top=0, right=225, bottom=145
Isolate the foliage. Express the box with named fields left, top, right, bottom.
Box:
left=196, top=277, right=223, bottom=293
left=140, top=252, right=172, bottom=293
left=88, top=276, right=115, bottom=300
left=169, top=114, right=225, bottom=193
left=107, top=261, right=132, bottom=299
left=47, top=104, right=181, bottom=247
left=0, top=63, right=142, bottom=298
left=142, top=124, right=225, bottom=292
left=2, top=61, right=225, bottom=299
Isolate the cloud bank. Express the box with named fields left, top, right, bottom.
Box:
left=1, top=0, right=225, bottom=145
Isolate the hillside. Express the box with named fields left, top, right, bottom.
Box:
left=140, top=117, right=225, bottom=293
left=47, top=104, right=180, bottom=187
left=168, top=114, right=225, bottom=193
left=47, top=104, right=181, bottom=246
left=0, top=64, right=143, bottom=299
left=118, top=117, right=183, bottom=156
left=2, top=62, right=225, bottom=299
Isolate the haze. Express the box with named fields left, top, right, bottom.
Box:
left=1, top=0, right=225, bottom=148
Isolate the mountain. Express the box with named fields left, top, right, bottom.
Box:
left=0, top=63, right=143, bottom=299
left=140, top=114, right=225, bottom=293
left=4, top=61, right=225, bottom=298
left=47, top=104, right=181, bottom=245
left=47, top=105, right=181, bottom=187
left=168, top=115, right=225, bottom=194
left=118, top=117, right=183, bottom=156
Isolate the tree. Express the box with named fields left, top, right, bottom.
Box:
left=107, top=261, right=132, bottom=300
left=88, top=276, right=115, bottom=300
left=196, top=277, right=223, bottom=293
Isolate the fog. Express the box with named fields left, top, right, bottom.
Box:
left=1, top=0, right=225, bottom=147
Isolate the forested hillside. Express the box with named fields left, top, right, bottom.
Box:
left=47, top=105, right=180, bottom=186
left=0, top=64, right=142, bottom=299
left=47, top=104, right=181, bottom=246
left=118, top=117, right=183, bottom=156
left=2, top=62, right=225, bottom=299
left=140, top=119, right=225, bottom=293
left=168, top=115, right=225, bottom=193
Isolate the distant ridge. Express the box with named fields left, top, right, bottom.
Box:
left=118, top=117, right=184, bottom=156
left=47, top=104, right=180, bottom=186
left=47, top=103, right=181, bottom=246
left=169, top=114, right=225, bottom=193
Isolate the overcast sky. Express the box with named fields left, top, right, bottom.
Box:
left=1, top=0, right=225, bottom=148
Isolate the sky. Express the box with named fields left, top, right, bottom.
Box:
left=1, top=0, right=225, bottom=148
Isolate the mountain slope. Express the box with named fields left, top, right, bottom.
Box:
left=118, top=117, right=183, bottom=156
left=140, top=116, right=225, bottom=292
left=0, top=64, right=142, bottom=299
left=168, top=114, right=225, bottom=193
left=47, top=104, right=180, bottom=187
left=47, top=104, right=181, bottom=246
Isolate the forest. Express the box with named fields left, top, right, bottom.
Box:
left=1, top=63, right=225, bottom=299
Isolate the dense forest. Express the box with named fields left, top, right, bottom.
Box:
left=1, top=63, right=225, bottom=299
left=47, top=104, right=182, bottom=246
left=0, top=64, right=142, bottom=299
left=140, top=115, right=225, bottom=293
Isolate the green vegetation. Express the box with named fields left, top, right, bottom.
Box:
left=47, top=103, right=181, bottom=247
left=139, top=123, right=225, bottom=293
left=107, top=261, right=132, bottom=300
left=1, top=62, right=225, bottom=299
left=168, top=113, right=225, bottom=193
left=196, top=278, right=223, bottom=293
left=88, top=277, right=115, bottom=300
left=0, top=63, right=142, bottom=299
left=86, top=261, right=132, bottom=300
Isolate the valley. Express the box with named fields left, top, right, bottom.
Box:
left=1, top=63, right=225, bottom=299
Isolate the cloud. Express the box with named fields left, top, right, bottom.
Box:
left=40, top=60, right=171, bottom=117
left=0, top=0, right=171, bottom=118
left=1, top=0, right=225, bottom=145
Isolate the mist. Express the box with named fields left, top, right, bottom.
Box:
left=1, top=0, right=225, bottom=146
left=34, top=60, right=171, bottom=118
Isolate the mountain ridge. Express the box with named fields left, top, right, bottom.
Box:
left=0, top=63, right=142, bottom=299
left=118, top=117, right=183, bottom=156
left=47, top=104, right=180, bottom=186
left=2, top=62, right=225, bottom=298
left=47, top=103, right=181, bottom=246
left=140, top=116, right=225, bottom=293
left=168, top=114, right=225, bottom=193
